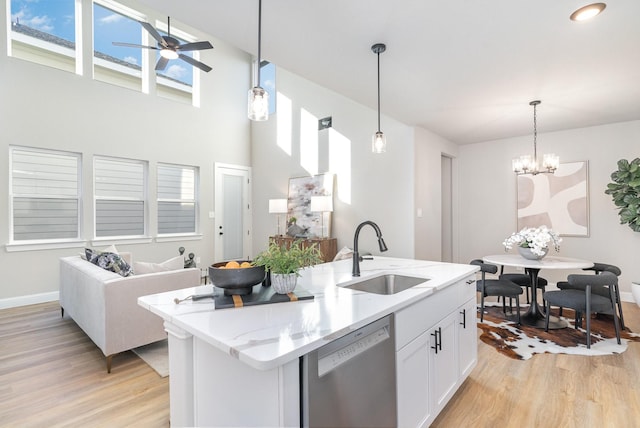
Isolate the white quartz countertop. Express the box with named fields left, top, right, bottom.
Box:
left=138, top=257, right=478, bottom=371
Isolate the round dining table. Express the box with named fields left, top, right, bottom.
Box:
left=483, top=254, right=594, bottom=329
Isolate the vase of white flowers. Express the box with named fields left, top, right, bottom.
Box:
left=503, top=226, right=562, bottom=260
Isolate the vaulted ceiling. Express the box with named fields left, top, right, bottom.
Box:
left=136, top=0, right=640, bottom=145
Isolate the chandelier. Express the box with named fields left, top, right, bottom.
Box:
left=512, top=100, right=559, bottom=175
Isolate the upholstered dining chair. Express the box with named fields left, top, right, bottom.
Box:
left=499, top=265, right=549, bottom=305
left=556, top=263, right=625, bottom=329
left=543, top=272, right=621, bottom=349
left=471, top=259, right=523, bottom=324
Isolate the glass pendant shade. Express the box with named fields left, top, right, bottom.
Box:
left=248, top=86, right=269, bottom=121
left=372, top=131, right=386, bottom=153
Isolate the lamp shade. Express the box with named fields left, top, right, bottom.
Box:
left=310, top=196, right=333, bottom=213
left=268, top=198, right=288, bottom=214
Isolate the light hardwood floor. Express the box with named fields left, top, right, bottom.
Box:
left=0, top=302, right=169, bottom=427
left=1, top=300, right=639, bottom=427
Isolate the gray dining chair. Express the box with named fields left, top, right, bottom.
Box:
left=499, top=265, right=549, bottom=305
left=556, top=262, right=625, bottom=329
left=471, top=259, right=523, bottom=324
left=543, top=272, right=621, bottom=349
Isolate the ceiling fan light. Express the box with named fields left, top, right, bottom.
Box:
left=248, top=86, right=269, bottom=121
left=372, top=131, right=386, bottom=153
left=160, top=48, right=178, bottom=60
left=570, top=3, right=606, bottom=21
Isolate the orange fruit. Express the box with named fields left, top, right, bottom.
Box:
left=225, top=261, right=240, bottom=269
left=240, top=261, right=252, bottom=268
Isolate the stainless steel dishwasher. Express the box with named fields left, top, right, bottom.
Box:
left=301, top=314, right=397, bottom=427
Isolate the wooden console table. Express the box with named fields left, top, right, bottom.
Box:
left=269, top=236, right=338, bottom=263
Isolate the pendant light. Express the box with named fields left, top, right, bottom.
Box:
left=512, top=100, right=559, bottom=175
left=248, top=0, right=269, bottom=121
left=371, top=43, right=386, bottom=153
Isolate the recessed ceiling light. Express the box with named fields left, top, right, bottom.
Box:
left=570, top=3, right=607, bottom=21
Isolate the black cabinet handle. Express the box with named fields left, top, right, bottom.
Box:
left=460, top=308, right=466, bottom=328
left=431, top=327, right=442, bottom=354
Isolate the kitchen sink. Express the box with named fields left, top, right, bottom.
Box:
left=340, top=274, right=429, bottom=295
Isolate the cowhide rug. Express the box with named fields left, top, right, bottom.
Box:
left=477, top=304, right=640, bottom=360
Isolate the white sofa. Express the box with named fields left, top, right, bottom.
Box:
left=59, top=253, right=200, bottom=372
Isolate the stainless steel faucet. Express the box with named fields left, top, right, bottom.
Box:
left=352, top=221, right=388, bottom=276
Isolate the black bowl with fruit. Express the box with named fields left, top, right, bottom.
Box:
left=209, top=261, right=267, bottom=296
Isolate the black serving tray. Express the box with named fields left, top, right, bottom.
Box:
left=213, top=284, right=314, bottom=309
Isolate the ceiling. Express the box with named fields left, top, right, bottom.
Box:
left=136, top=0, right=640, bottom=145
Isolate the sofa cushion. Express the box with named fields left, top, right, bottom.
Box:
left=85, top=248, right=134, bottom=277
left=133, top=256, right=184, bottom=275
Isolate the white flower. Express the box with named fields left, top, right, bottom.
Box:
left=503, top=226, right=562, bottom=256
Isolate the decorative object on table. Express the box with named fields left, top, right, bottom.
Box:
left=268, top=198, right=288, bottom=236
left=287, top=173, right=335, bottom=238
left=310, top=195, right=334, bottom=238
left=512, top=100, right=559, bottom=176
left=253, top=240, right=323, bottom=294
left=178, top=247, right=197, bottom=268
left=517, top=161, right=589, bottom=236
left=286, top=216, right=307, bottom=237
left=270, top=236, right=338, bottom=263
left=477, top=303, right=638, bottom=361
left=604, top=157, right=640, bottom=232
left=503, top=226, right=562, bottom=260
left=208, top=261, right=266, bottom=296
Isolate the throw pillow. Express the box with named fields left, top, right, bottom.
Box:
left=85, top=248, right=133, bottom=277
left=133, top=256, right=184, bottom=275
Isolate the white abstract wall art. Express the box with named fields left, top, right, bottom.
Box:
left=517, top=161, right=589, bottom=237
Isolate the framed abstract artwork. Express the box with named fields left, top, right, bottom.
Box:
left=517, top=161, right=589, bottom=237
left=287, top=173, right=335, bottom=238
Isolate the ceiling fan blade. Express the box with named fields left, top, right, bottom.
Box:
left=155, top=56, right=170, bottom=71
left=177, top=41, right=214, bottom=52
left=140, top=21, right=167, bottom=47
left=112, top=41, right=158, bottom=50
left=179, top=54, right=212, bottom=73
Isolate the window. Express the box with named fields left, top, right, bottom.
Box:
left=9, top=0, right=77, bottom=72
left=260, top=60, right=276, bottom=115
left=157, top=164, right=198, bottom=235
left=9, top=147, right=81, bottom=243
left=93, top=0, right=146, bottom=90
left=94, top=157, right=147, bottom=238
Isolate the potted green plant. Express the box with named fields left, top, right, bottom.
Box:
left=254, top=240, right=323, bottom=294
left=605, top=158, right=640, bottom=232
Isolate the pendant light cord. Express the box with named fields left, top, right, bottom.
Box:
left=533, top=102, right=537, bottom=161
left=377, top=50, right=381, bottom=132
left=256, top=0, right=262, bottom=86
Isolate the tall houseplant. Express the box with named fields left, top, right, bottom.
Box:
left=254, top=240, right=323, bottom=294
left=605, top=158, right=640, bottom=232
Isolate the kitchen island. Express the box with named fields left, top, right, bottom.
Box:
left=138, top=257, right=479, bottom=427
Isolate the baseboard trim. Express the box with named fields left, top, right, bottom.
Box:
left=0, top=291, right=59, bottom=310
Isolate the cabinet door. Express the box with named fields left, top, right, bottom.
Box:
left=458, top=298, right=478, bottom=378
left=396, top=331, right=431, bottom=428
left=429, top=311, right=458, bottom=414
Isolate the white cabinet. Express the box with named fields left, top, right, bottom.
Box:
left=395, top=276, right=477, bottom=427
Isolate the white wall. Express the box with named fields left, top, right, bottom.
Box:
left=458, top=120, right=640, bottom=295
left=414, top=126, right=459, bottom=261
left=0, top=2, right=251, bottom=305
left=250, top=67, right=417, bottom=259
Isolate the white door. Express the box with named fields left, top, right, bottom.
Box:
left=214, top=163, right=252, bottom=262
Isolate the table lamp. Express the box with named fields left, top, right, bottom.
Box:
left=268, top=199, right=288, bottom=236
left=310, top=195, right=333, bottom=238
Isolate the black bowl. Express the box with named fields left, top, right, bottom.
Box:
left=209, top=262, right=266, bottom=296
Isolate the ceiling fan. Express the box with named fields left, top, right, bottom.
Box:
left=113, top=16, right=213, bottom=72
